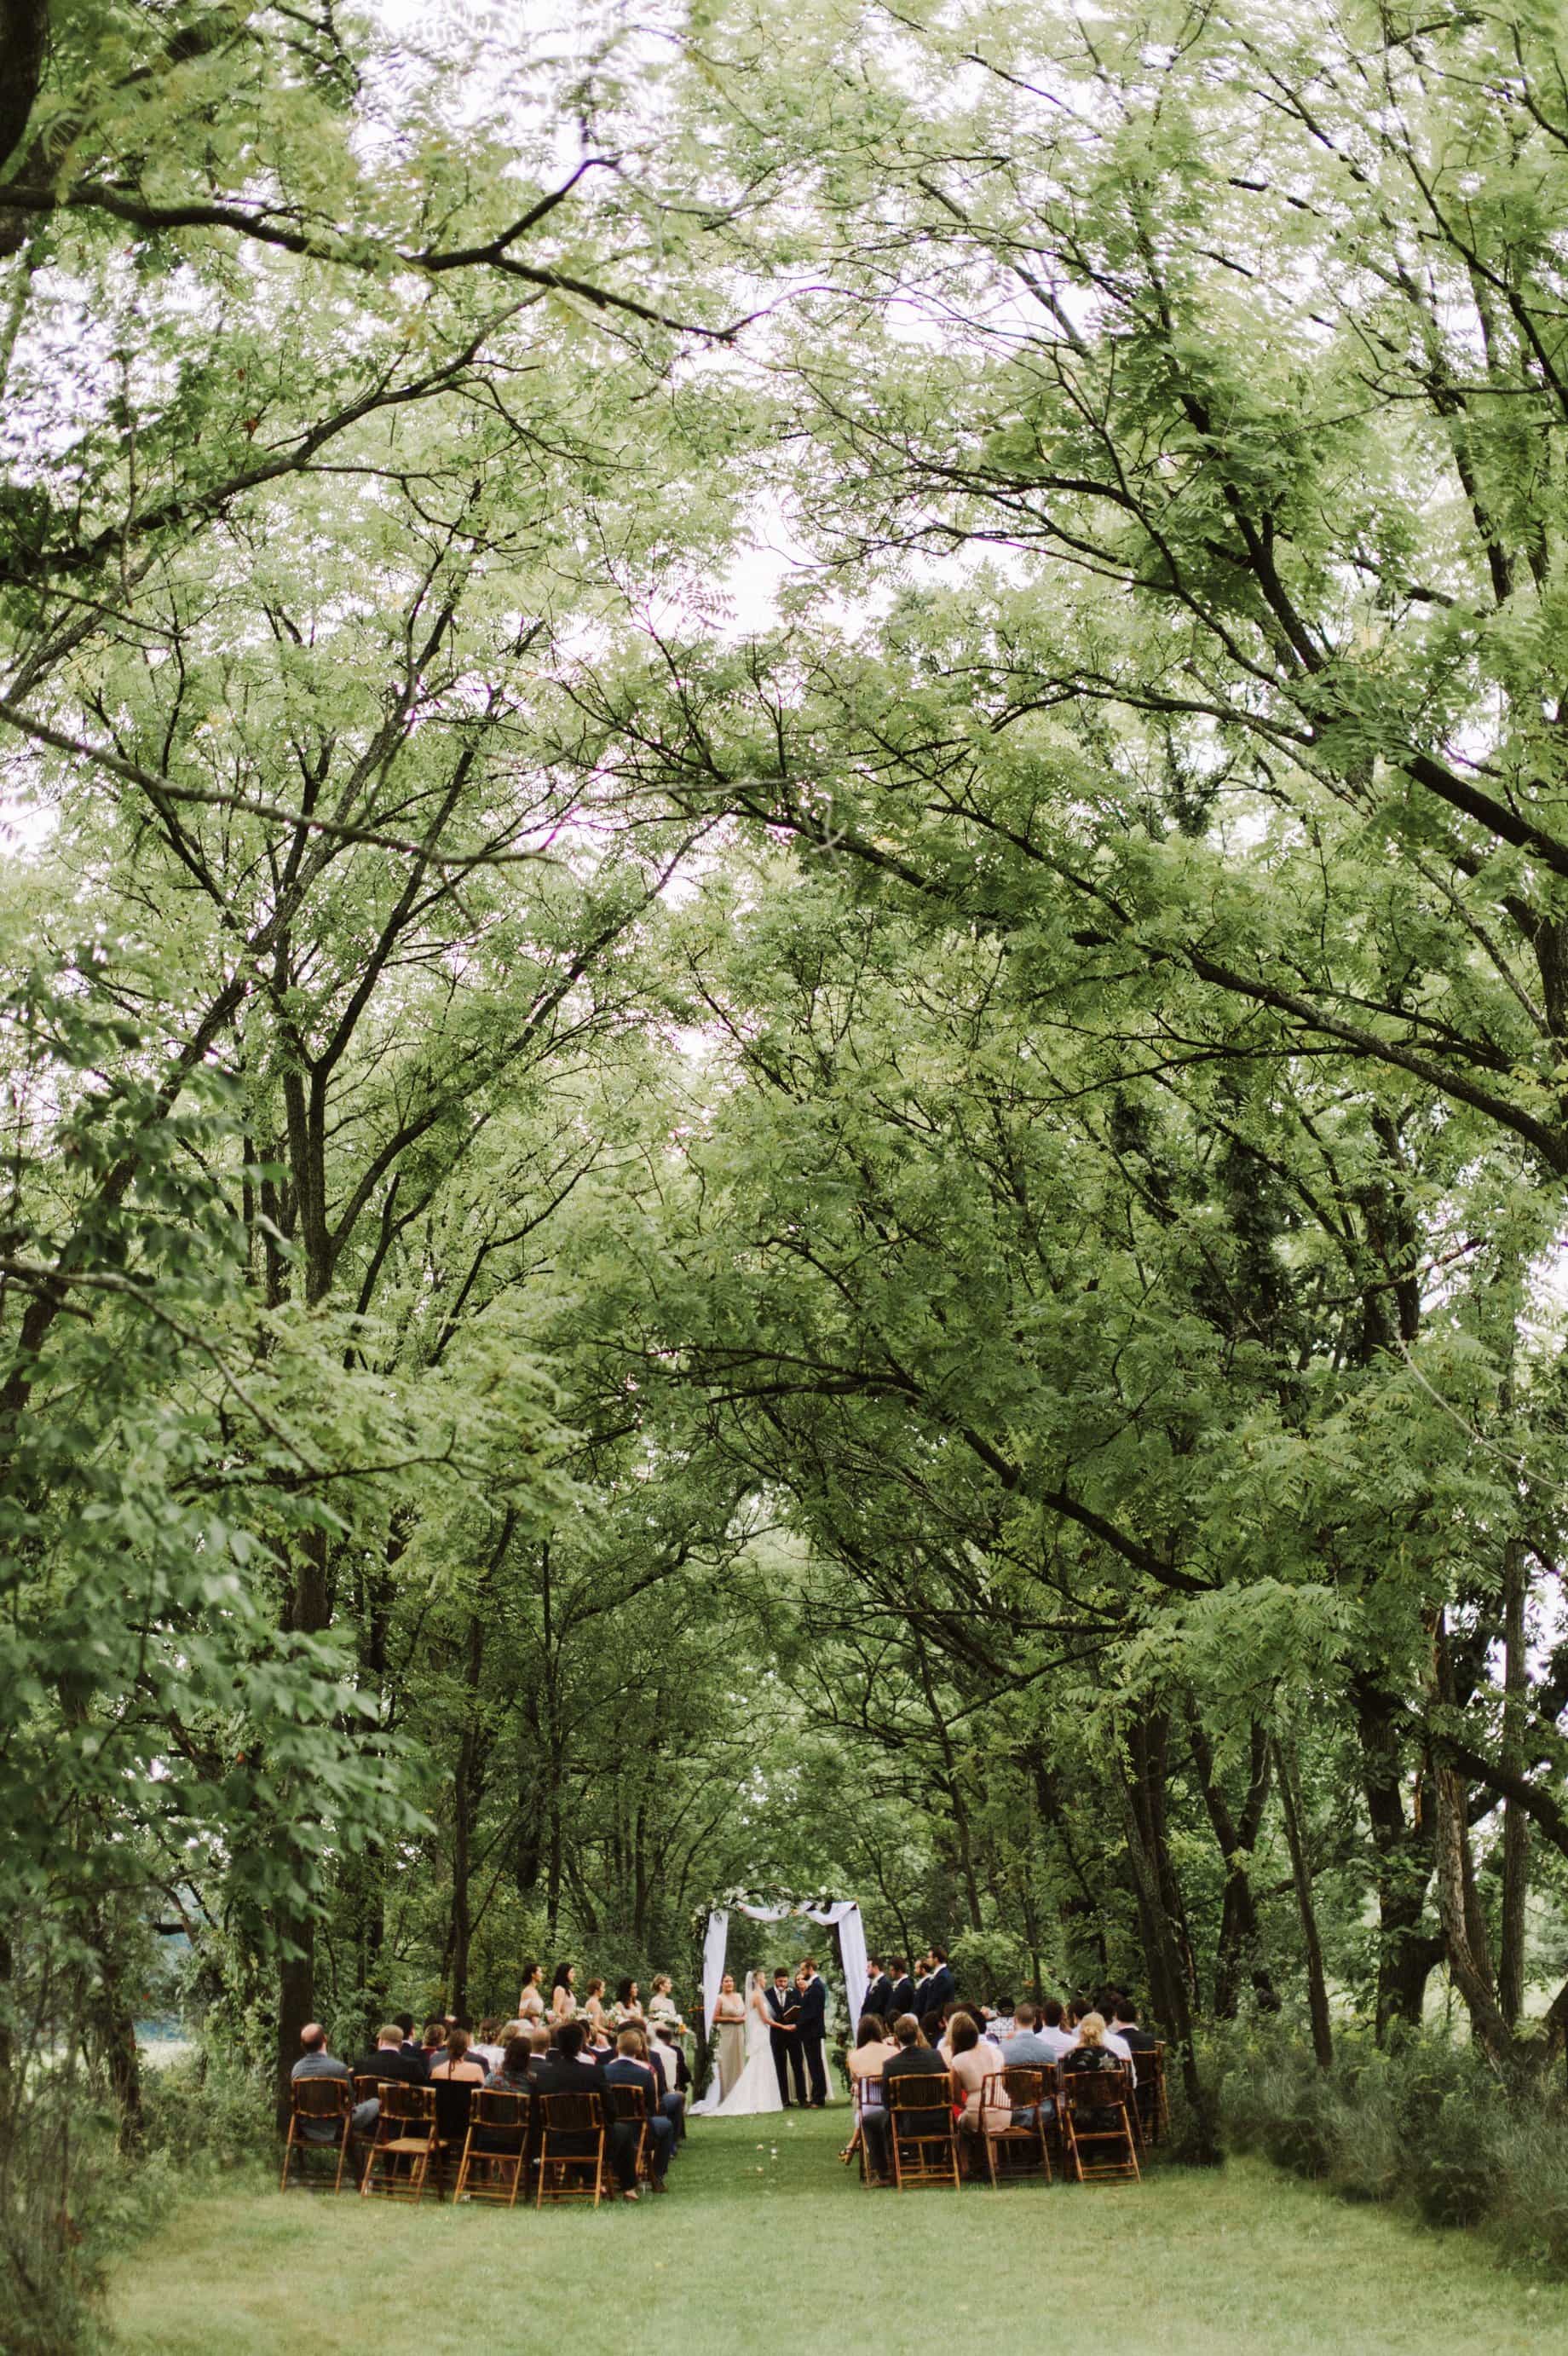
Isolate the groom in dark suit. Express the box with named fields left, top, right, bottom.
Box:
left=766, top=1966, right=803, bottom=2105
left=796, top=1960, right=828, bottom=2108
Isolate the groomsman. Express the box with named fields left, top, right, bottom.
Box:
left=863, top=1956, right=895, bottom=2021
left=915, top=1948, right=954, bottom=2029
left=889, top=1958, right=916, bottom=2018
left=795, top=1959, right=828, bottom=2108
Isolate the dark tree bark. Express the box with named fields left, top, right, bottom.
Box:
left=1272, top=1736, right=1334, bottom=2071
left=1499, top=1535, right=1531, bottom=2027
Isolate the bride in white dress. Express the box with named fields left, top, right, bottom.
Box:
left=698, top=1968, right=837, bottom=2117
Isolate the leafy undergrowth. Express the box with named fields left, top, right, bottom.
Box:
left=1215, top=2027, right=1568, bottom=2277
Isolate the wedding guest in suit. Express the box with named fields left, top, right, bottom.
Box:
left=1112, top=1999, right=1160, bottom=2057
left=767, top=1966, right=803, bottom=2105
left=889, top=1959, right=916, bottom=2017
left=531, top=2021, right=640, bottom=2203
left=290, top=2023, right=352, bottom=2145
left=393, top=2012, right=421, bottom=2063
left=861, top=2013, right=948, bottom=2185
left=920, top=1948, right=954, bottom=2024
left=604, top=2029, right=674, bottom=2186
left=863, top=1957, right=895, bottom=2022
left=796, top=1959, right=829, bottom=2107
left=350, top=2022, right=429, bottom=2134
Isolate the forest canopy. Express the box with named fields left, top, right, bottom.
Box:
left=4, top=0, right=1568, bottom=2207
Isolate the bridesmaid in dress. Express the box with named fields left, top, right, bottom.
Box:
left=583, top=1978, right=609, bottom=2042
left=517, top=1960, right=546, bottom=2027
left=551, top=1962, right=578, bottom=2024
left=712, top=1972, right=747, bottom=2099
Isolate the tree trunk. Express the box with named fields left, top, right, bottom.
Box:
left=1188, top=1709, right=1277, bottom=2016
left=1431, top=1614, right=1513, bottom=2071
left=1499, top=1534, right=1530, bottom=2027
left=1113, top=1726, right=1220, bottom=2163
left=1272, top=1735, right=1334, bottom=2071
left=1352, top=1677, right=1438, bottom=2039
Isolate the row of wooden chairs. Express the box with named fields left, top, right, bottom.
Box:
left=280, top=2077, right=655, bottom=2209
left=850, top=2055, right=1156, bottom=2191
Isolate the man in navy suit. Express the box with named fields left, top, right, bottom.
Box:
left=863, top=1956, right=895, bottom=2022
left=795, top=1960, right=828, bottom=2107
left=916, top=1948, right=954, bottom=2030
left=889, top=1958, right=916, bottom=2018
left=766, top=1966, right=803, bottom=2105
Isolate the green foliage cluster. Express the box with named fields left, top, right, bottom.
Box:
left=1218, top=2026, right=1568, bottom=2272
left=8, top=1, right=1568, bottom=2330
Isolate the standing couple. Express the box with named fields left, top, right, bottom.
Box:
left=703, top=1960, right=833, bottom=2117
left=767, top=1959, right=828, bottom=2109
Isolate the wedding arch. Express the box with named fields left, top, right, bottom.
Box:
left=697, top=1894, right=868, bottom=2032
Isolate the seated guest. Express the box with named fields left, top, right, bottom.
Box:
left=604, top=2028, right=675, bottom=2186
left=861, top=2013, right=950, bottom=2186
left=989, top=1995, right=1016, bottom=2040
left=846, top=2013, right=898, bottom=2117
left=1061, top=2010, right=1130, bottom=2133
left=429, top=2027, right=485, bottom=2084
left=470, top=2018, right=504, bottom=2070
left=533, top=2021, right=640, bottom=2203
left=290, top=2023, right=352, bottom=2144
left=1068, top=2007, right=1138, bottom=2082
left=1035, top=1997, right=1075, bottom=2061
left=419, top=2018, right=447, bottom=2070
left=947, top=2012, right=1010, bottom=2145
left=527, top=2024, right=552, bottom=2060
left=642, top=2030, right=688, bottom=2142
left=1111, top=1999, right=1160, bottom=2056
left=351, top=2021, right=430, bottom=2133
left=653, top=2025, right=690, bottom=2100
left=996, top=2001, right=1056, bottom=2125
left=393, top=2012, right=421, bottom=2062
left=485, top=2035, right=534, bottom=2093
left=471, top=2033, right=533, bottom=2157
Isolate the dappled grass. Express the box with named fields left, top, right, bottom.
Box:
left=107, top=2107, right=1568, bottom=2354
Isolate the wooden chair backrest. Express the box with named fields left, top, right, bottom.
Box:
left=539, top=2091, right=602, bottom=2135
left=352, top=2075, right=381, bottom=2105
left=1062, top=2064, right=1133, bottom=2111
left=886, top=2071, right=955, bottom=2118
left=603, top=2082, right=648, bottom=2122
left=291, top=2076, right=352, bottom=2121
left=997, top=2066, right=1046, bottom=2107
left=378, top=2081, right=435, bottom=2128
left=470, top=2087, right=528, bottom=2138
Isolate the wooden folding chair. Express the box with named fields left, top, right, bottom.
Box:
left=280, top=2076, right=353, bottom=2194
left=1059, top=2064, right=1140, bottom=2185
left=429, top=2076, right=479, bottom=2195
left=360, top=2082, right=440, bottom=2203
left=886, top=2072, right=960, bottom=2192
left=981, top=2066, right=1052, bottom=2187
left=1141, top=2042, right=1170, bottom=2144
left=603, top=2082, right=653, bottom=2187
left=454, top=2087, right=529, bottom=2207
left=848, top=2078, right=884, bottom=2185
left=534, top=2091, right=606, bottom=2207
left=349, top=2075, right=383, bottom=2182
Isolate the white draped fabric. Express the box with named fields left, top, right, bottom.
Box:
left=695, top=1897, right=868, bottom=2065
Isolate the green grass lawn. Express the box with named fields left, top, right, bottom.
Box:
left=109, top=2105, right=1568, bottom=2356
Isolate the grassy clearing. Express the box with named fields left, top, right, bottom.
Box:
left=109, top=2105, right=1568, bottom=2356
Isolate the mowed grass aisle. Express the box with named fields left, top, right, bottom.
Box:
left=112, top=2106, right=1567, bottom=2356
